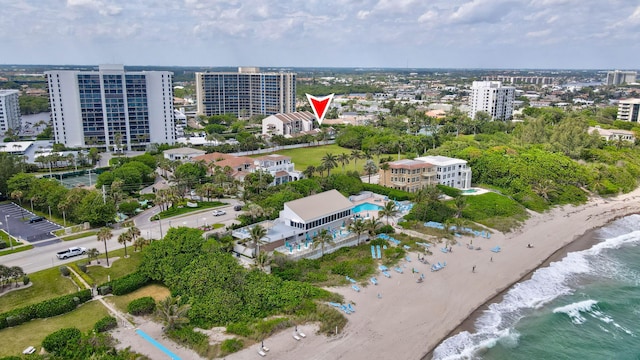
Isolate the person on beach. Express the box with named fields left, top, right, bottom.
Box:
left=490, top=257, right=493, bottom=262
left=472, top=265, right=476, bottom=273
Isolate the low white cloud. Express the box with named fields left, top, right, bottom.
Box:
left=526, top=29, right=551, bottom=37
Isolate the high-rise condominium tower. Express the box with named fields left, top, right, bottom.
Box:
left=46, top=64, right=175, bottom=150
left=468, top=81, right=515, bottom=121
left=195, top=67, right=296, bottom=118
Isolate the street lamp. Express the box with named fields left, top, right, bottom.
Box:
left=4, top=215, right=12, bottom=250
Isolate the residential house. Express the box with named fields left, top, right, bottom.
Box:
left=253, top=154, right=303, bottom=185
left=378, top=159, right=437, bottom=193
left=163, top=147, right=206, bottom=161
left=262, top=111, right=317, bottom=137
left=414, top=155, right=472, bottom=189
left=588, top=127, right=636, bottom=143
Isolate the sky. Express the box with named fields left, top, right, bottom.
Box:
left=2, top=0, right=639, bottom=69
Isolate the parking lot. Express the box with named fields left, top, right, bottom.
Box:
left=0, top=203, right=62, bottom=246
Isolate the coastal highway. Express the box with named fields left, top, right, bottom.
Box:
left=1, top=200, right=242, bottom=274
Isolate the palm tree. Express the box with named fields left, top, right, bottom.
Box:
left=379, top=201, right=399, bottom=225
left=348, top=218, right=367, bottom=245
left=249, top=225, right=267, bottom=258
left=118, top=232, right=132, bottom=258
left=363, top=160, right=378, bottom=183
left=128, top=226, right=141, bottom=243
left=312, top=229, right=335, bottom=257
left=320, top=153, right=338, bottom=177
left=415, top=185, right=442, bottom=204
left=364, top=217, right=381, bottom=238
left=453, top=195, right=467, bottom=218
left=255, top=251, right=272, bottom=271
left=96, top=227, right=113, bottom=267
left=379, top=162, right=390, bottom=186
left=157, top=295, right=191, bottom=332
left=10, top=190, right=24, bottom=220
left=338, top=153, right=350, bottom=172
left=86, top=248, right=100, bottom=264
left=350, top=150, right=363, bottom=171
left=302, top=165, right=316, bottom=179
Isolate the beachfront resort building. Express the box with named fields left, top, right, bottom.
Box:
left=588, top=127, right=636, bottom=143
left=378, top=159, right=437, bottom=193
left=468, top=81, right=515, bottom=121
left=195, top=67, right=296, bottom=118
left=261, top=111, right=317, bottom=137
left=0, top=90, right=21, bottom=136
left=253, top=154, right=303, bottom=186
left=232, top=190, right=356, bottom=257
left=414, top=155, right=472, bottom=190
left=617, top=99, right=640, bottom=123
left=45, top=64, right=176, bottom=150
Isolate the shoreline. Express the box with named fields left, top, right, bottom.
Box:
left=225, top=190, right=640, bottom=360
left=422, top=217, right=613, bottom=359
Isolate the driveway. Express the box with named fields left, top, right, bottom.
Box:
left=0, top=203, right=62, bottom=246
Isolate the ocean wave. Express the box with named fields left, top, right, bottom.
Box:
left=552, top=299, right=598, bottom=324
left=432, top=216, right=640, bottom=360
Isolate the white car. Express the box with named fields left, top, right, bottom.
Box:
left=212, top=210, right=226, bottom=216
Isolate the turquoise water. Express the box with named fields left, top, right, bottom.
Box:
left=433, top=214, right=640, bottom=360
left=353, top=202, right=383, bottom=213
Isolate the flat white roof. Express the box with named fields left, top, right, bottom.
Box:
left=0, top=141, right=33, bottom=153
left=414, top=155, right=467, bottom=167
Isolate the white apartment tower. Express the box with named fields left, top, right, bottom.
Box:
left=606, top=70, right=637, bottom=86
left=46, top=65, right=175, bottom=150
left=468, top=81, right=515, bottom=121
left=196, top=67, right=296, bottom=118
left=0, top=90, right=22, bottom=136
left=617, top=99, right=640, bottom=123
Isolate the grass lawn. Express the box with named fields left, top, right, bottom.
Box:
left=75, top=249, right=144, bottom=285
left=105, top=283, right=170, bottom=313
left=0, top=244, right=34, bottom=257
left=0, top=300, right=108, bottom=358
left=59, top=230, right=98, bottom=241
left=256, top=144, right=400, bottom=174
left=154, top=201, right=227, bottom=220
left=0, top=267, right=79, bottom=314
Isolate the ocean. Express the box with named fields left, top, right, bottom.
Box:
left=432, top=214, right=640, bottom=360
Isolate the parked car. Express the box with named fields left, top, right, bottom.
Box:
left=234, top=205, right=242, bottom=211
left=212, top=210, right=226, bottom=216
left=28, top=216, right=44, bottom=223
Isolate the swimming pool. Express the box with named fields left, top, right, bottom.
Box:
left=353, top=202, right=383, bottom=213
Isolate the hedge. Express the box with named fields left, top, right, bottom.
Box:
left=361, top=183, right=413, bottom=201
left=94, top=316, right=118, bottom=333
left=42, top=327, right=82, bottom=354
left=0, top=290, right=92, bottom=330
left=101, top=271, right=150, bottom=296
left=127, top=297, right=156, bottom=315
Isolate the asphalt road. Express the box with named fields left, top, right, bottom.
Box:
left=1, top=199, right=242, bottom=274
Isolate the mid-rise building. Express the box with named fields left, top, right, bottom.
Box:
left=46, top=64, right=175, bottom=150
left=606, top=70, right=637, bottom=86
left=617, top=99, right=640, bottom=123
left=379, top=159, right=437, bottom=193
left=262, top=111, right=316, bottom=137
left=195, top=67, right=296, bottom=118
left=414, top=155, right=472, bottom=190
left=0, top=90, right=21, bottom=136
left=253, top=154, right=303, bottom=185
left=468, top=81, right=515, bottom=120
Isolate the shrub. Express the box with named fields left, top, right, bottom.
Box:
left=0, top=242, right=7, bottom=250
left=376, top=224, right=395, bottom=234
left=127, top=296, right=156, bottom=315
left=78, top=263, right=87, bottom=273
left=220, top=338, right=244, bottom=355
left=59, top=266, right=70, bottom=277
left=226, top=322, right=252, bottom=337
left=98, top=285, right=111, bottom=295
left=22, top=275, right=30, bottom=285
left=42, top=327, right=82, bottom=354
left=94, top=316, right=118, bottom=333
left=167, top=327, right=209, bottom=356
left=437, top=184, right=462, bottom=197
left=361, top=183, right=413, bottom=201
left=107, top=272, right=150, bottom=296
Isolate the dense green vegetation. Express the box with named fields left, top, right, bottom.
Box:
left=139, top=227, right=339, bottom=329
left=18, top=95, right=50, bottom=114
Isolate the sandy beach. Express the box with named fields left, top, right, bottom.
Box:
left=225, top=189, right=640, bottom=360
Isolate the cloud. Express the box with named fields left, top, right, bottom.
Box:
left=526, top=29, right=551, bottom=38
left=449, top=0, right=516, bottom=24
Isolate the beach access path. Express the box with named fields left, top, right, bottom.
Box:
left=225, top=188, right=640, bottom=360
